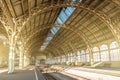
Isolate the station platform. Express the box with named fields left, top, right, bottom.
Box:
left=0, top=66, right=78, bottom=80
left=0, top=68, right=36, bottom=80
left=0, top=65, right=120, bottom=80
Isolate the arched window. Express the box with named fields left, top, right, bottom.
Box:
left=100, top=44, right=109, bottom=61
left=92, top=47, right=100, bottom=62
left=81, top=50, right=86, bottom=62
left=110, top=41, right=120, bottom=61
left=110, top=41, right=118, bottom=48
left=93, top=47, right=99, bottom=52
left=86, top=49, right=90, bottom=62
left=77, top=51, right=81, bottom=62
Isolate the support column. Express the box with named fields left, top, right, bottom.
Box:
left=88, top=47, right=94, bottom=66
left=66, top=55, right=69, bottom=65
left=24, top=54, right=29, bottom=67
left=8, top=35, right=15, bottom=73
left=74, top=52, right=78, bottom=66
left=108, top=44, right=111, bottom=61
left=19, top=44, right=24, bottom=69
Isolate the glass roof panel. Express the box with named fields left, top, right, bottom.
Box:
left=40, top=6, right=76, bottom=50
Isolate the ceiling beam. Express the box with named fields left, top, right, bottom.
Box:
left=28, top=0, right=31, bottom=16
left=5, top=0, right=16, bottom=17
left=21, top=0, right=25, bottom=14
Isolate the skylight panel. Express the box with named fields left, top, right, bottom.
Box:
left=65, top=9, right=71, bottom=16
left=46, top=37, right=52, bottom=41
left=40, top=3, right=77, bottom=51
left=56, top=17, right=63, bottom=24
left=50, top=29, right=55, bottom=35
left=50, top=27, right=60, bottom=35
left=67, top=7, right=75, bottom=13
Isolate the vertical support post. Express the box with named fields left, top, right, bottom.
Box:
left=24, top=52, right=30, bottom=67
left=108, top=44, right=111, bottom=61
left=19, top=45, right=24, bottom=69
left=98, top=47, right=101, bottom=62
left=74, top=52, right=78, bottom=66
left=8, top=35, right=15, bottom=73
left=60, top=56, right=62, bottom=65
left=66, top=54, right=69, bottom=65
left=88, top=47, right=94, bottom=66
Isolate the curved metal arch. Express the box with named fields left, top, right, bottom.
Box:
left=47, top=42, right=67, bottom=56
left=24, top=25, right=52, bottom=44
left=28, top=37, right=60, bottom=55
left=28, top=43, right=42, bottom=53
left=108, top=0, right=120, bottom=7
left=26, top=33, right=47, bottom=45
left=94, top=21, right=109, bottom=43
left=52, top=33, right=78, bottom=53
left=25, top=28, right=49, bottom=44
left=28, top=40, right=43, bottom=51
left=48, top=42, right=67, bottom=55
left=67, top=43, right=76, bottom=53
left=27, top=32, right=78, bottom=57
left=47, top=46, right=61, bottom=56
left=27, top=36, right=46, bottom=51
left=44, top=50, right=56, bottom=58
left=0, top=1, right=17, bottom=41
left=29, top=43, right=58, bottom=56
left=0, top=21, right=9, bottom=38
left=0, top=16, right=11, bottom=41
left=46, top=41, right=72, bottom=59
left=17, top=2, right=120, bottom=44
left=45, top=48, right=57, bottom=57
left=24, top=24, right=91, bottom=48
left=25, top=24, right=94, bottom=58
left=26, top=35, right=47, bottom=52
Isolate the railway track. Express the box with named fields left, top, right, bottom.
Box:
left=43, top=73, right=57, bottom=80
left=35, top=65, right=89, bottom=80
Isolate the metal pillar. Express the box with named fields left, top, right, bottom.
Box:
left=19, top=44, right=24, bottom=69
left=8, top=35, right=15, bottom=73
left=24, top=55, right=28, bottom=67
left=89, top=48, right=94, bottom=66
left=74, top=53, right=78, bottom=66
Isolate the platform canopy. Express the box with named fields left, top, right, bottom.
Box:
left=0, top=0, right=120, bottom=58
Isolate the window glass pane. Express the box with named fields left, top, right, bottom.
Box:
left=81, top=50, right=86, bottom=62
left=92, top=47, right=100, bottom=62
left=110, top=41, right=120, bottom=61
left=100, top=44, right=108, bottom=50
left=110, top=41, right=119, bottom=49
left=92, top=47, right=99, bottom=52
left=86, top=54, right=89, bottom=62
left=93, top=52, right=100, bottom=62
left=77, top=51, right=81, bottom=62
left=86, top=49, right=89, bottom=62
left=100, top=44, right=109, bottom=61
left=110, top=49, right=120, bottom=61
left=101, top=51, right=109, bottom=61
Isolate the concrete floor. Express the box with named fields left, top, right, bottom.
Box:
left=49, top=72, right=77, bottom=80
left=0, top=66, right=120, bottom=80
left=0, top=69, right=36, bottom=80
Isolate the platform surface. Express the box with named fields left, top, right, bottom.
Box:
left=0, top=69, right=36, bottom=80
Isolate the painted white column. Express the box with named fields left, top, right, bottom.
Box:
left=19, top=45, right=24, bottom=69
left=8, top=36, right=15, bottom=73
left=24, top=54, right=30, bottom=67
left=89, top=48, right=94, bottom=66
